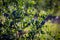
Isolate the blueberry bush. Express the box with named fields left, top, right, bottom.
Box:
left=0, top=0, right=60, bottom=40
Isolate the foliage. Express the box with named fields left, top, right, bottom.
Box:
left=0, top=0, right=60, bottom=40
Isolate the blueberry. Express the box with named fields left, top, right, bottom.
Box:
left=45, top=15, right=56, bottom=20
left=10, top=21, right=15, bottom=28
left=15, top=14, right=21, bottom=19
left=52, top=16, right=60, bottom=23
left=52, top=16, right=56, bottom=19
left=3, top=13, right=10, bottom=18
left=37, top=20, right=46, bottom=28
left=40, top=20, right=46, bottom=25
left=10, top=21, right=14, bottom=26
left=18, top=30, right=23, bottom=36
left=18, top=30, right=22, bottom=32
left=12, top=11, right=21, bottom=19
left=27, top=23, right=30, bottom=25
left=45, top=15, right=52, bottom=20
left=12, top=11, right=16, bottom=17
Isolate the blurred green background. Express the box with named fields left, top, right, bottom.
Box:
left=0, top=0, right=60, bottom=40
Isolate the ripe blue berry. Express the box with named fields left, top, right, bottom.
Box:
left=3, top=13, right=10, bottom=18
left=12, top=11, right=16, bottom=17
left=9, top=21, right=15, bottom=28
left=12, top=11, right=21, bottom=19
left=37, top=20, right=46, bottom=29
left=45, top=15, right=52, bottom=20
left=40, top=20, right=46, bottom=25
left=17, top=30, right=24, bottom=37
left=18, top=30, right=22, bottom=32
left=45, top=15, right=56, bottom=20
